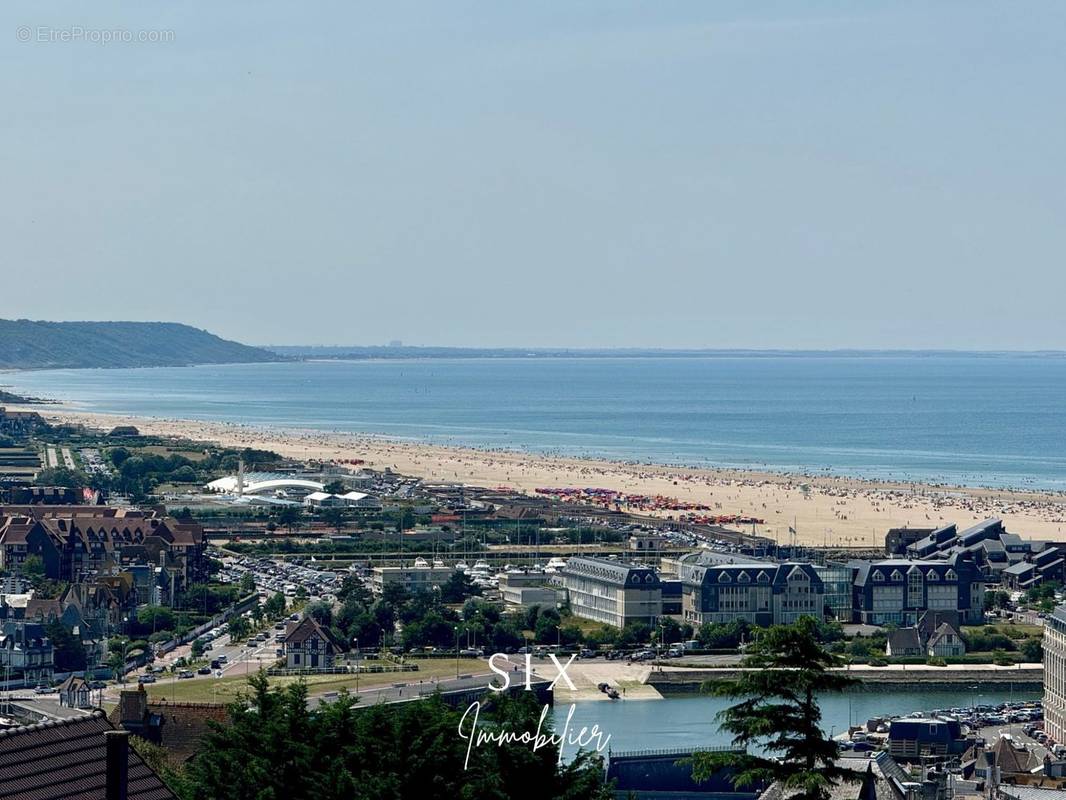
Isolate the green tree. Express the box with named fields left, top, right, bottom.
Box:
left=227, top=616, right=252, bottom=642
left=692, top=618, right=858, bottom=800
left=34, top=466, right=87, bottom=488
left=45, top=621, right=87, bottom=671
left=440, top=570, right=481, bottom=603
left=22, top=554, right=45, bottom=579
left=274, top=505, right=303, bottom=534
left=181, top=672, right=611, bottom=800
left=305, top=600, right=333, bottom=629
left=239, top=572, right=256, bottom=595
left=320, top=506, right=349, bottom=534
left=1022, top=637, right=1044, bottom=662
left=323, top=480, right=347, bottom=495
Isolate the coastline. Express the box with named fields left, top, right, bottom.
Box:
left=14, top=404, right=1066, bottom=547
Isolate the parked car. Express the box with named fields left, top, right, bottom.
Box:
left=178, top=670, right=194, bottom=679
left=138, top=674, right=156, bottom=684
left=197, top=666, right=212, bottom=675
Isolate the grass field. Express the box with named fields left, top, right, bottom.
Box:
left=143, top=658, right=488, bottom=704
left=963, top=623, right=1043, bottom=638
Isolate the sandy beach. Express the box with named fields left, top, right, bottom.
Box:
left=18, top=406, right=1066, bottom=548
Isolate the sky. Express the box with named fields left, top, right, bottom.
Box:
left=2, top=1, right=1065, bottom=350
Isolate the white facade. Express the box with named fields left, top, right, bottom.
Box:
left=1045, top=607, right=1066, bottom=743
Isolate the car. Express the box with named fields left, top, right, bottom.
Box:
left=138, top=674, right=156, bottom=684
left=247, top=639, right=258, bottom=647
left=197, top=666, right=212, bottom=675
left=33, top=684, right=55, bottom=694
left=210, top=659, right=221, bottom=670
left=217, top=654, right=228, bottom=663
left=178, top=670, right=194, bottom=679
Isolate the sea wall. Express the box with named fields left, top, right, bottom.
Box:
left=647, top=667, right=1043, bottom=694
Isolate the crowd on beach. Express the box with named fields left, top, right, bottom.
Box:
left=29, top=408, right=1066, bottom=547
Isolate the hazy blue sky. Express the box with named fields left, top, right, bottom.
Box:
left=3, top=2, right=1064, bottom=349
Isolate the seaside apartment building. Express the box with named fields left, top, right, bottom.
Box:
left=1045, top=606, right=1066, bottom=743
left=851, top=553, right=984, bottom=626
left=676, top=551, right=830, bottom=627
left=560, top=556, right=662, bottom=628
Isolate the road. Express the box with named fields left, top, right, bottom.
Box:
left=978, top=722, right=1051, bottom=760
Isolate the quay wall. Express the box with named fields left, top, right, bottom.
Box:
left=647, top=667, right=1043, bottom=694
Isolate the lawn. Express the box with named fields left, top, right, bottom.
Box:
left=143, top=658, right=488, bottom=704
left=963, top=623, right=1043, bottom=638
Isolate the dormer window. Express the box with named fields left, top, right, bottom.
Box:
left=927, top=570, right=939, bottom=581
left=945, top=569, right=958, bottom=581
left=757, top=571, right=770, bottom=583
left=718, top=572, right=731, bottom=583
left=738, top=571, right=750, bottom=583
left=872, top=570, right=885, bottom=582
left=890, top=570, right=903, bottom=581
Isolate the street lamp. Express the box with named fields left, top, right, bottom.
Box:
left=352, top=638, right=359, bottom=695
left=454, top=626, right=460, bottom=679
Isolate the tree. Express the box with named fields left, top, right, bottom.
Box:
left=1022, top=636, right=1044, bottom=662
left=22, top=554, right=45, bottom=579
left=181, top=672, right=611, bottom=800
left=320, top=506, right=349, bottom=534
left=323, top=480, right=347, bottom=495
left=440, top=570, right=480, bottom=603
left=228, top=616, right=252, bottom=642
left=692, top=617, right=858, bottom=800
left=274, top=506, right=303, bottom=534
left=264, top=592, right=288, bottom=619
left=305, top=600, right=333, bottom=629
left=239, top=573, right=256, bottom=595
left=45, top=621, right=87, bottom=671
left=34, top=467, right=86, bottom=488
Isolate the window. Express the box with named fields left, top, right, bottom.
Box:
left=927, top=570, right=939, bottom=581
left=718, top=572, right=731, bottom=583
left=738, top=571, right=750, bottom=583
left=872, top=570, right=884, bottom=582
left=945, top=569, right=958, bottom=581
left=890, top=570, right=903, bottom=582
left=757, top=571, right=770, bottom=583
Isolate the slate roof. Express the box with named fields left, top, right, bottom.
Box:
left=0, top=711, right=176, bottom=799
left=886, top=628, right=922, bottom=654
left=284, top=616, right=337, bottom=647
left=563, top=555, right=660, bottom=587
left=990, top=736, right=1039, bottom=774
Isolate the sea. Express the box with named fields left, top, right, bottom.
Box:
left=7, top=353, right=1066, bottom=491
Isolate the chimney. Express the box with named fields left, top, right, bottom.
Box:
left=105, top=729, right=129, bottom=800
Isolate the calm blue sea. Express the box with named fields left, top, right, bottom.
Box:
left=7, top=355, right=1066, bottom=490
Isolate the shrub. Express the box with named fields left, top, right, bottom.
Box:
left=926, top=656, right=948, bottom=667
